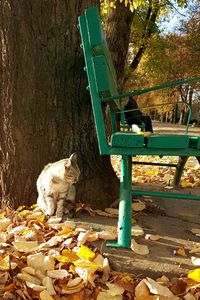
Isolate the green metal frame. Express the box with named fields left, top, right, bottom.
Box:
left=78, top=7, right=200, bottom=250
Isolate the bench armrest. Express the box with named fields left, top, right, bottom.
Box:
left=101, top=77, right=200, bottom=102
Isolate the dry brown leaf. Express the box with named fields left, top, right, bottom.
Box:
left=145, top=234, right=160, bottom=241
left=106, top=282, right=125, bottom=296
left=174, top=247, right=187, bottom=257
left=171, top=279, right=187, bottom=295
left=184, top=293, right=196, bottom=300
left=131, top=240, right=149, bottom=255
left=47, top=269, right=69, bottom=280
left=191, top=228, right=200, bottom=234
left=135, top=279, right=150, bottom=297
left=40, top=290, right=54, bottom=300
left=42, top=276, right=56, bottom=295
left=132, top=201, right=146, bottom=211
left=104, top=208, right=119, bottom=216
left=25, top=281, right=46, bottom=292
left=98, top=230, right=117, bottom=240
left=13, top=241, right=39, bottom=252
left=144, top=277, right=179, bottom=299
left=134, top=296, right=160, bottom=300
left=131, top=225, right=144, bottom=236
left=97, top=291, right=123, bottom=299
left=17, top=273, right=42, bottom=285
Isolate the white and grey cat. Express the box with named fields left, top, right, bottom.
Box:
left=37, top=153, right=80, bottom=218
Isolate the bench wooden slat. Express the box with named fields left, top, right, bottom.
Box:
left=147, top=135, right=190, bottom=149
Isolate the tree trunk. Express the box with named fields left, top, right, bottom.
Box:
left=0, top=0, right=119, bottom=209
left=104, top=1, right=134, bottom=90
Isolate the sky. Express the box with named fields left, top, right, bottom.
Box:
left=159, top=3, right=189, bottom=34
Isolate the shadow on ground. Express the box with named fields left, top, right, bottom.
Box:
left=65, top=184, right=200, bottom=279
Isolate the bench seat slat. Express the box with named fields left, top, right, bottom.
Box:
left=111, top=132, right=144, bottom=148
left=146, top=135, right=190, bottom=149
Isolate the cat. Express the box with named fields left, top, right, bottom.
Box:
left=36, top=153, right=80, bottom=219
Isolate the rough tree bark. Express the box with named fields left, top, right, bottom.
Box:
left=104, top=1, right=134, bottom=90
left=0, top=0, right=119, bottom=209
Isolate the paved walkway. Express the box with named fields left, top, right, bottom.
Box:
left=67, top=192, right=200, bottom=279
left=66, top=122, right=200, bottom=279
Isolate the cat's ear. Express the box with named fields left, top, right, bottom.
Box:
left=69, top=153, right=77, bottom=162
left=64, top=159, right=71, bottom=169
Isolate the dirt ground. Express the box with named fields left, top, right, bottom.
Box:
left=66, top=122, right=200, bottom=279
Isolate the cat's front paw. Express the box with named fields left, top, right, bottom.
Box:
left=46, top=208, right=55, bottom=216
left=56, top=210, right=63, bottom=219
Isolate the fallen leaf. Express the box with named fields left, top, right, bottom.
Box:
left=191, top=256, right=200, bottom=266
left=97, top=291, right=123, bottom=299
left=42, top=276, right=56, bottom=295
left=40, top=290, right=54, bottom=300
left=76, top=245, right=96, bottom=261
left=13, top=241, right=39, bottom=252
left=131, top=225, right=144, bottom=236
left=132, top=201, right=145, bottom=211
left=171, top=279, right=187, bottom=295
left=145, top=234, right=160, bottom=241
left=134, top=296, right=159, bottom=300
left=184, top=292, right=196, bottom=300
left=174, top=247, right=187, bottom=257
left=135, top=279, right=150, bottom=297
left=47, top=269, right=69, bottom=279
left=106, top=282, right=125, bottom=296
left=188, top=269, right=200, bottom=282
left=98, top=230, right=117, bottom=240
left=25, top=281, right=46, bottom=292
left=104, top=208, right=119, bottom=216
left=131, top=240, right=149, bottom=255
left=191, top=228, right=200, bottom=234
left=144, top=277, right=179, bottom=298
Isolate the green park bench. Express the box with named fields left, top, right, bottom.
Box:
left=78, top=7, right=200, bottom=249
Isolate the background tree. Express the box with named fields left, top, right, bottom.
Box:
left=126, top=1, right=200, bottom=123
left=0, top=0, right=119, bottom=209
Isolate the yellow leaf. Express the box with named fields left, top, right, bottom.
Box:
left=56, top=227, right=72, bottom=236
left=74, top=261, right=100, bottom=268
left=18, top=210, right=31, bottom=216
left=76, top=245, right=95, bottom=261
left=0, top=255, right=10, bottom=270
left=17, top=206, right=26, bottom=211
left=145, top=170, right=158, bottom=176
left=55, top=255, right=71, bottom=263
left=181, top=180, right=193, bottom=188
left=0, top=213, right=5, bottom=219
left=62, top=249, right=78, bottom=261
left=188, top=269, right=200, bottom=282
left=0, top=218, right=12, bottom=231
left=36, top=214, right=45, bottom=222
left=22, top=229, right=35, bottom=236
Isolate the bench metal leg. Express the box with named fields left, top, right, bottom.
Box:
left=107, top=155, right=132, bottom=249
left=173, top=156, right=188, bottom=187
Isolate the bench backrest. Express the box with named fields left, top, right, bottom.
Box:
left=78, top=7, right=122, bottom=154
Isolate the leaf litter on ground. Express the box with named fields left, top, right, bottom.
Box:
left=0, top=205, right=200, bottom=299
left=111, top=155, right=200, bottom=188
